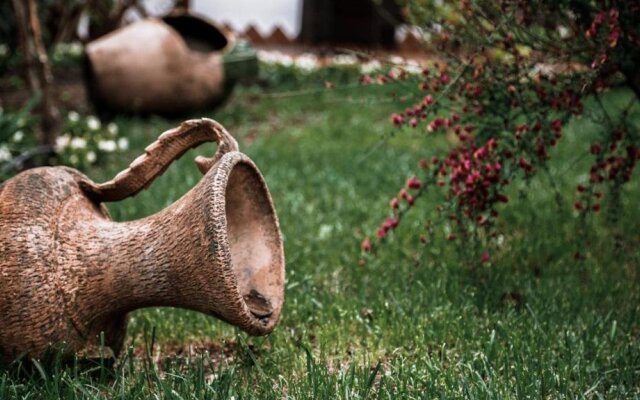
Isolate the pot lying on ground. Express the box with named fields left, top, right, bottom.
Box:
left=85, top=13, right=258, bottom=115
left=0, top=119, right=284, bottom=363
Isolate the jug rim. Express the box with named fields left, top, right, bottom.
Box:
left=205, top=151, right=285, bottom=335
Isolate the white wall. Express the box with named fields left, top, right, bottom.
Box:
left=192, top=0, right=303, bottom=37
left=79, top=0, right=303, bottom=40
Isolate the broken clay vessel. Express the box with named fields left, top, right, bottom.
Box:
left=85, top=13, right=257, bottom=115
left=0, top=119, right=284, bottom=363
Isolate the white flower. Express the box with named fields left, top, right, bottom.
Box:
left=334, top=54, right=357, bottom=66
left=67, top=111, right=80, bottom=122
left=87, top=116, right=101, bottom=130
left=404, top=61, right=423, bottom=75
left=0, top=44, right=7, bottom=57
left=86, top=151, right=97, bottom=164
left=117, top=137, right=129, bottom=151
left=257, top=50, right=276, bottom=64
left=295, top=54, right=318, bottom=72
left=13, top=130, right=24, bottom=143
left=389, top=66, right=404, bottom=78
left=55, top=134, right=71, bottom=151
left=107, top=122, right=119, bottom=136
left=257, top=50, right=271, bottom=63
left=98, top=140, right=117, bottom=153
left=0, top=145, right=12, bottom=162
left=258, top=50, right=293, bottom=66
left=360, top=60, right=382, bottom=74
left=53, top=42, right=83, bottom=58
left=69, top=154, right=79, bottom=165
left=317, top=224, right=332, bottom=240
left=68, top=42, right=83, bottom=56
left=280, top=56, right=293, bottom=67
left=70, top=137, right=87, bottom=150
left=557, top=26, right=570, bottom=39
left=390, top=56, right=404, bottom=65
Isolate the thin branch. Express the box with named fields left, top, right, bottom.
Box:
left=1, top=145, right=55, bottom=175
left=11, top=0, right=60, bottom=147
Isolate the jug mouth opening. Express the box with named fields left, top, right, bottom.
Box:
left=162, top=14, right=231, bottom=53
left=212, top=153, right=284, bottom=333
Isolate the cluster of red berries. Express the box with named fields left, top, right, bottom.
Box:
left=440, top=138, right=507, bottom=219
left=360, top=64, right=416, bottom=88
left=574, top=184, right=603, bottom=213
left=418, top=68, right=451, bottom=90
left=585, top=8, right=621, bottom=72
left=571, top=128, right=638, bottom=213
left=378, top=63, right=462, bottom=131
left=378, top=176, right=422, bottom=239
left=585, top=8, right=620, bottom=47
left=589, top=145, right=639, bottom=185
left=361, top=176, right=423, bottom=252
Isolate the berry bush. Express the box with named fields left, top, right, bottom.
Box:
left=363, top=0, right=640, bottom=265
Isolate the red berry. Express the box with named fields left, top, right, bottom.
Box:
left=406, top=176, right=422, bottom=189
left=391, top=113, right=405, bottom=126
left=360, top=75, right=373, bottom=85
left=383, top=217, right=399, bottom=230
left=361, top=238, right=372, bottom=252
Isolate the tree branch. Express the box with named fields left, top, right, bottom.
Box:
left=11, top=0, right=60, bottom=147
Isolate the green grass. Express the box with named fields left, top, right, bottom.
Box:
left=1, top=76, right=639, bottom=398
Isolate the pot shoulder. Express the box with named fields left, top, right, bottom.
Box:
left=0, top=166, right=97, bottom=226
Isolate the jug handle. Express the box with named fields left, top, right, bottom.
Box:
left=79, top=118, right=239, bottom=202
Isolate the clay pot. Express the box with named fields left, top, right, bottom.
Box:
left=0, top=119, right=284, bottom=363
left=85, top=13, right=257, bottom=115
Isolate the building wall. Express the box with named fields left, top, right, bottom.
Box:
left=191, top=0, right=303, bottom=38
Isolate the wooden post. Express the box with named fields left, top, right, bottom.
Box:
left=12, top=0, right=60, bottom=148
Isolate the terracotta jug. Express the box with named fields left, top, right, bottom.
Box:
left=0, top=119, right=284, bottom=363
left=85, top=12, right=258, bottom=115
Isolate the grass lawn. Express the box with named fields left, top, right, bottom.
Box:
left=1, top=73, right=639, bottom=398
